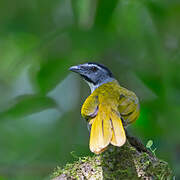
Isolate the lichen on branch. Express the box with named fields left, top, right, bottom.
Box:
left=51, top=138, right=173, bottom=180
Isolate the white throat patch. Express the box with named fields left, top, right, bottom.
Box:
left=86, top=81, right=97, bottom=93
left=85, top=77, right=114, bottom=93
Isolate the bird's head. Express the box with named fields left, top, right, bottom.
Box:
left=69, top=62, right=114, bottom=92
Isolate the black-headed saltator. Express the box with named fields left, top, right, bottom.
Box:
left=69, top=62, right=140, bottom=154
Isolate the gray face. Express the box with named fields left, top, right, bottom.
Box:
left=69, top=62, right=113, bottom=85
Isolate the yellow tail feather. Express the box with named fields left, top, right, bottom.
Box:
left=89, top=108, right=126, bottom=154
left=110, top=111, right=126, bottom=146
left=89, top=117, right=104, bottom=154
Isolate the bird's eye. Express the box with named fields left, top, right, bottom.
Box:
left=91, top=66, right=98, bottom=72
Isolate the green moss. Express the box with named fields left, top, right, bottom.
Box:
left=51, top=155, right=103, bottom=179
left=100, top=144, right=139, bottom=180
left=51, top=141, right=173, bottom=180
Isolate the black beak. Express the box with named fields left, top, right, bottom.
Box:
left=69, top=65, right=82, bottom=74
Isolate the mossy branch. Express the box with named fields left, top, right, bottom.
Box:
left=51, top=135, right=173, bottom=180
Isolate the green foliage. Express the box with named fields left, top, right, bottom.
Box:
left=35, top=58, right=71, bottom=94
left=0, top=95, right=57, bottom=119
left=0, top=0, right=179, bottom=179
left=146, top=140, right=153, bottom=149
left=146, top=140, right=157, bottom=156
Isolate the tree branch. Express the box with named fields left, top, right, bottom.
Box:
left=51, top=136, right=173, bottom=180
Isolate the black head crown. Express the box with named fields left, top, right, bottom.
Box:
left=69, top=62, right=113, bottom=85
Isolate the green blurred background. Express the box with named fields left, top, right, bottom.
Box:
left=0, top=0, right=180, bottom=179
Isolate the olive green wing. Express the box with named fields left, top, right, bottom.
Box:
left=118, top=89, right=140, bottom=125
left=81, top=94, right=99, bottom=120
left=81, top=93, right=126, bottom=154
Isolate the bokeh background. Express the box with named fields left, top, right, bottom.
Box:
left=0, top=0, right=180, bottom=179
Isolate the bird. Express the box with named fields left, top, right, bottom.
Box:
left=69, top=62, right=140, bottom=154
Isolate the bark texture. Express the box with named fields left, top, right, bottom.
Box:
left=51, top=137, right=173, bottom=180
